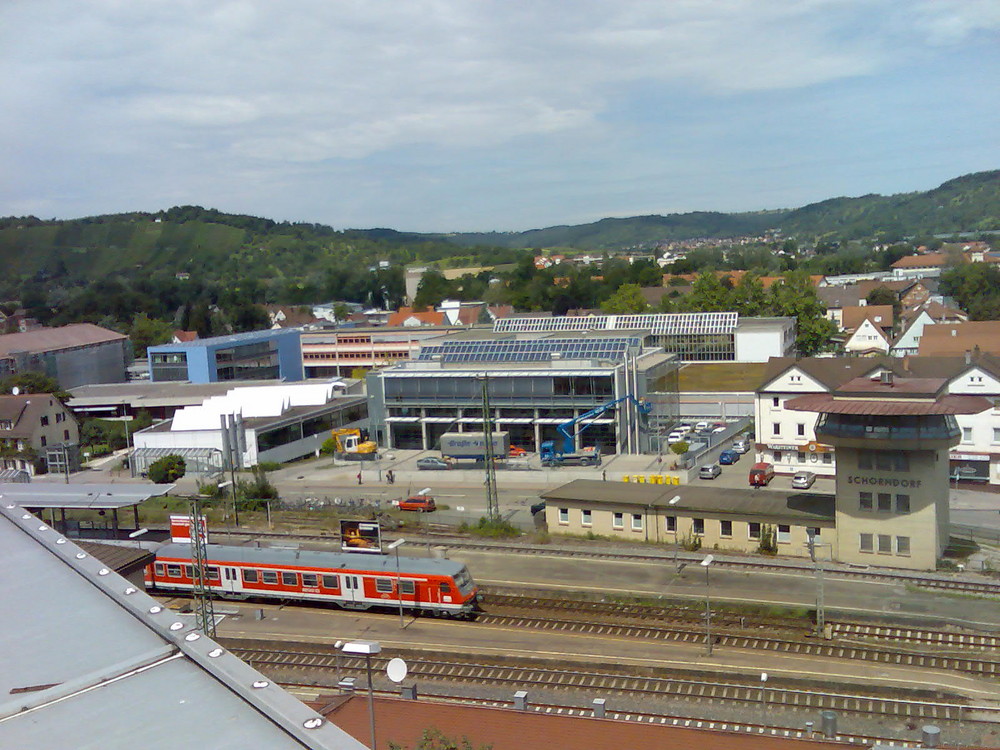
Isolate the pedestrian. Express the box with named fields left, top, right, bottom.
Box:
left=357, top=470, right=362, bottom=485
left=387, top=469, right=395, bottom=485
left=602, top=469, right=607, bottom=481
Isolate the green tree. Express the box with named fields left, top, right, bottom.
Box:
left=599, top=283, right=649, bottom=314
left=129, top=312, right=174, bottom=358
left=685, top=271, right=733, bottom=311
left=731, top=273, right=769, bottom=316
left=148, top=454, right=186, bottom=483
left=413, top=269, right=453, bottom=310
left=0, top=372, right=62, bottom=395
left=389, top=727, right=493, bottom=750
left=767, top=271, right=837, bottom=355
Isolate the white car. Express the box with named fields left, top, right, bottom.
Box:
left=667, top=431, right=685, bottom=443
left=695, top=421, right=710, bottom=432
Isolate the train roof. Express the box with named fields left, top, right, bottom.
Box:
left=156, top=542, right=470, bottom=577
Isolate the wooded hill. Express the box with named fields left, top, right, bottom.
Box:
left=447, top=170, right=1000, bottom=249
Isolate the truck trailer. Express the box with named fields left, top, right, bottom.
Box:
left=439, top=431, right=510, bottom=461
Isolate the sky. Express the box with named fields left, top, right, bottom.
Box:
left=1, top=1, right=998, bottom=233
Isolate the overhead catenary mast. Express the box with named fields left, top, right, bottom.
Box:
left=480, top=374, right=500, bottom=522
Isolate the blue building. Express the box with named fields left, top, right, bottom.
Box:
left=148, top=330, right=303, bottom=384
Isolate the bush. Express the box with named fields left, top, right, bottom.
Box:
left=238, top=466, right=279, bottom=501
left=670, top=441, right=689, bottom=455
left=196, top=480, right=226, bottom=499
left=320, top=437, right=337, bottom=455
left=459, top=517, right=521, bottom=539
left=256, top=461, right=282, bottom=472
left=148, top=454, right=186, bottom=483
left=757, top=523, right=778, bottom=555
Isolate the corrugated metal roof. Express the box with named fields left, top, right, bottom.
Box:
left=0, top=482, right=175, bottom=509
left=0, top=502, right=366, bottom=749
left=156, top=542, right=469, bottom=577
left=0, top=323, right=126, bottom=357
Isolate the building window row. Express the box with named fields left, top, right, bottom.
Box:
left=859, top=533, right=910, bottom=556
left=772, top=450, right=833, bottom=465
left=858, top=450, right=909, bottom=472
left=858, top=492, right=910, bottom=513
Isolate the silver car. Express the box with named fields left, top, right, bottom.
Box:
left=791, top=470, right=816, bottom=489
left=698, top=463, right=722, bottom=480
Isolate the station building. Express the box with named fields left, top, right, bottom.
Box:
left=147, top=328, right=303, bottom=383
left=366, top=332, right=679, bottom=454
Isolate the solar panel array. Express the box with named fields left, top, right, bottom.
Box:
left=493, top=312, right=738, bottom=336
left=415, top=337, right=642, bottom=363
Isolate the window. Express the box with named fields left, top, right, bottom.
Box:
left=720, top=520, right=732, bottom=537
left=558, top=507, right=569, bottom=525
left=895, top=494, right=910, bottom=513
left=994, top=428, right=1000, bottom=444
left=184, top=565, right=193, bottom=579
left=777, top=524, right=791, bottom=544
left=206, top=567, right=220, bottom=581
left=400, top=580, right=415, bottom=594
left=613, top=512, right=624, bottom=530
left=376, top=578, right=393, bottom=593
left=439, top=582, right=452, bottom=593
left=797, top=423, right=805, bottom=436
left=808, top=527, right=821, bottom=541
left=40, top=415, right=49, bottom=426
left=262, top=570, right=278, bottom=584
left=631, top=513, right=643, bottom=531
left=896, top=536, right=911, bottom=556
left=773, top=422, right=781, bottom=435
left=860, top=533, right=874, bottom=552
left=167, top=564, right=182, bottom=578
left=748, top=522, right=761, bottom=540
left=154, top=563, right=166, bottom=576
left=797, top=452, right=806, bottom=464
left=772, top=397, right=780, bottom=408
left=877, top=493, right=891, bottom=512
left=64, top=429, right=70, bottom=440
left=321, top=575, right=339, bottom=589
left=773, top=450, right=782, bottom=463
left=666, top=515, right=677, bottom=532
left=281, top=572, right=298, bottom=586
left=692, top=518, right=705, bottom=535
left=242, top=569, right=259, bottom=584
left=581, top=509, right=592, bottom=527
left=859, top=492, right=872, bottom=511
left=962, top=427, right=973, bottom=443
left=40, top=436, right=47, bottom=447
left=858, top=452, right=871, bottom=470
left=877, top=534, right=892, bottom=553
left=302, top=573, right=318, bottom=588
left=823, top=453, right=832, bottom=465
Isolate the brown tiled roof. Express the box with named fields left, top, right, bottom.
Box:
left=841, top=305, right=893, bottom=332
left=891, top=252, right=967, bottom=269
left=855, top=279, right=917, bottom=297
left=815, top=285, right=862, bottom=309
left=786, top=391, right=990, bottom=416
left=918, top=322, right=1000, bottom=357
left=172, top=330, right=198, bottom=342
left=388, top=308, right=446, bottom=327
left=0, top=324, right=126, bottom=357
left=0, top=394, right=60, bottom=439
left=324, top=696, right=846, bottom=750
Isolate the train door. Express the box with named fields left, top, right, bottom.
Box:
left=342, top=574, right=364, bottom=606
left=221, top=566, right=241, bottom=594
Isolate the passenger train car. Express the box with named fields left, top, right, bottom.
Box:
left=145, top=543, right=480, bottom=618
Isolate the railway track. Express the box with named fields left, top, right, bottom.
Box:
left=482, top=592, right=1000, bottom=653
left=224, top=644, right=985, bottom=723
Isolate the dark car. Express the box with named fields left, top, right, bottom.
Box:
left=718, top=449, right=740, bottom=465
left=416, top=457, right=450, bottom=470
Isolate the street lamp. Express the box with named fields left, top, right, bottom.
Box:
left=388, top=538, right=407, bottom=628
left=341, top=640, right=381, bottom=750
left=701, top=554, right=714, bottom=656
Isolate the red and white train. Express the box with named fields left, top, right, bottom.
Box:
left=145, top=542, right=480, bottom=619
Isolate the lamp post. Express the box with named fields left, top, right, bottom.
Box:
left=760, top=672, right=768, bottom=714
left=341, top=640, right=381, bottom=750
left=388, top=538, right=406, bottom=628
left=701, top=554, right=714, bottom=656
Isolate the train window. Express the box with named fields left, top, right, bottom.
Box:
left=242, top=569, right=259, bottom=584
left=439, top=582, right=451, bottom=593
left=400, top=580, right=415, bottom=595
left=206, top=567, right=220, bottom=581
left=262, top=571, right=278, bottom=584
left=375, top=578, right=393, bottom=593
left=184, top=565, right=193, bottom=579
left=281, top=572, right=298, bottom=586
left=166, top=564, right=182, bottom=578
left=302, top=573, right=318, bottom=588
left=321, top=575, right=339, bottom=589
left=154, top=563, right=165, bottom=576
left=454, top=568, right=472, bottom=589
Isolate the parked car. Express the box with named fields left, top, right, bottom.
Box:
left=698, top=463, right=722, bottom=480
left=398, top=494, right=437, bottom=512
left=749, top=462, right=775, bottom=487
left=677, top=424, right=692, bottom=434
left=508, top=445, right=529, bottom=457
left=694, top=421, right=710, bottom=432
left=732, top=437, right=750, bottom=454
left=416, top=457, right=451, bottom=470
left=792, top=470, right=817, bottom=489
left=718, top=449, right=740, bottom=465
left=667, top=431, right=686, bottom=444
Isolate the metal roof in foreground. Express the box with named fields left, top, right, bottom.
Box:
left=0, top=502, right=366, bottom=750
left=0, top=482, right=175, bottom=509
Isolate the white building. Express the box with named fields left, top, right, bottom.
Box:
left=756, top=354, right=1000, bottom=485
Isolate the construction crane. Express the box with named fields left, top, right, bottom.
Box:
left=540, top=394, right=650, bottom=466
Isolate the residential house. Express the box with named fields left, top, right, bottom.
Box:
left=918, top=321, right=1000, bottom=357
left=890, top=301, right=967, bottom=357
left=0, top=393, right=79, bottom=475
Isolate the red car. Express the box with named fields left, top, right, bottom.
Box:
left=398, top=495, right=437, bottom=512
left=508, top=445, right=528, bottom=457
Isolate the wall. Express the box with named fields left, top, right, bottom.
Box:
left=756, top=367, right=835, bottom=477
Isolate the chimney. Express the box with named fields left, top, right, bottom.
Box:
left=965, top=350, right=972, bottom=365
left=951, top=328, right=957, bottom=337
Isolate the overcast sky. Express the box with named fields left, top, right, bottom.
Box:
left=2, top=1, right=998, bottom=232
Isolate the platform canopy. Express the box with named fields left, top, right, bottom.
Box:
left=0, top=483, right=174, bottom=509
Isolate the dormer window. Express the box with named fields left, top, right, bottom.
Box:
left=0, top=420, right=12, bottom=430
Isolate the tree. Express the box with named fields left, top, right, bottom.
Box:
left=0, top=372, right=62, bottom=395
left=767, top=271, right=837, bottom=355
left=389, top=727, right=493, bottom=750
left=685, top=271, right=733, bottom=312
left=148, top=454, right=186, bottom=483
left=129, top=312, right=174, bottom=358
left=413, top=269, right=452, bottom=310
left=599, top=283, right=648, bottom=314
left=731, top=274, right=768, bottom=316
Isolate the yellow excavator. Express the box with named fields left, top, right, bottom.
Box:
left=331, top=428, right=378, bottom=456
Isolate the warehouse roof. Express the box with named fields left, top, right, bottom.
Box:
left=0, top=502, right=366, bottom=749
left=0, top=323, right=126, bottom=356
left=541, top=480, right=835, bottom=525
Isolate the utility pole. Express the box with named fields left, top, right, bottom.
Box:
left=480, top=374, right=499, bottom=522
left=189, top=495, right=216, bottom=637
left=807, top=529, right=825, bottom=638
